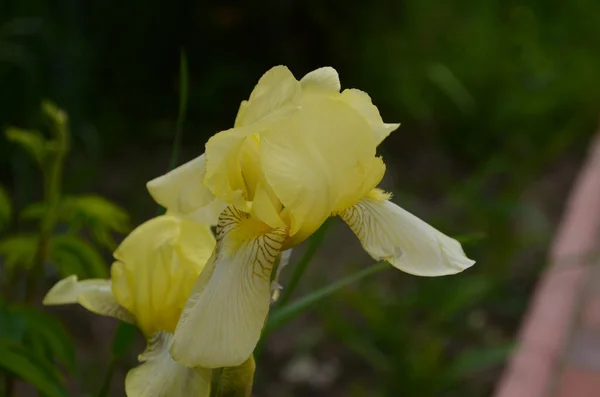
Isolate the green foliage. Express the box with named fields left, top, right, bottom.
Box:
left=0, top=234, right=38, bottom=271
left=5, top=128, right=47, bottom=166
left=50, top=235, right=108, bottom=278
left=0, top=338, right=67, bottom=397
left=265, top=262, right=390, bottom=336
left=22, top=195, right=130, bottom=250
left=448, top=343, right=514, bottom=378
left=0, top=102, right=130, bottom=396
left=0, top=304, right=77, bottom=372
left=0, top=185, right=12, bottom=231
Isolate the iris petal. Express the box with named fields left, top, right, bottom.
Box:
left=171, top=206, right=287, bottom=368
left=146, top=154, right=226, bottom=225
left=126, top=332, right=211, bottom=397
left=339, top=192, right=475, bottom=276
left=43, top=275, right=134, bottom=323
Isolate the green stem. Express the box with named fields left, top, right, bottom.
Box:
left=168, top=49, right=189, bottom=172
left=96, top=359, right=116, bottom=397
left=276, top=220, right=330, bottom=306
left=4, top=372, right=14, bottom=397
left=97, top=322, right=137, bottom=397
left=263, top=261, right=389, bottom=336
left=157, top=49, right=189, bottom=216
left=26, top=107, right=68, bottom=303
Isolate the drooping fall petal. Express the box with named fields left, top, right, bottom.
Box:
left=171, top=206, right=287, bottom=368
left=125, top=332, right=211, bottom=397
left=43, top=275, right=134, bottom=323
left=339, top=190, right=475, bottom=276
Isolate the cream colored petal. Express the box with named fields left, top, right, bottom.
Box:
left=340, top=89, right=400, bottom=145
left=339, top=195, right=475, bottom=276
left=171, top=207, right=287, bottom=368
left=43, top=275, right=134, bottom=323
left=204, top=126, right=255, bottom=209
left=237, top=65, right=301, bottom=127
left=300, top=67, right=341, bottom=93
left=216, top=355, right=256, bottom=397
left=111, top=215, right=214, bottom=337
left=126, top=332, right=211, bottom=397
left=250, top=183, right=285, bottom=229
left=146, top=154, right=226, bottom=225
left=260, top=96, right=377, bottom=243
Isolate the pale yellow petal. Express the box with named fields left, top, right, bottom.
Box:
left=146, top=154, right=226, bottom=225
left=339, top=194, right=475, bottom=276
left=126, top=332, right=211, bottom=397
left=204, top=126, right=254, bottom=209
left=260, top=96, right=377, bottom=244
left=171, top=207, right=287, bottom=368
left=340, top=89, right=400, bottom=145
left=250, top=183, right=285, bottom=229
left=236, top=65, right=301, bottom=127
left=300, top=67, right=341, bottom=93
left=111, top=215, right=214, bottom=337
left=43, top=275, right=134, bottom=323
left=216, top=355, right=256, bottom=397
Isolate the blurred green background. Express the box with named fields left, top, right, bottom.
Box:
left=1, top=0, right=599, bottom=396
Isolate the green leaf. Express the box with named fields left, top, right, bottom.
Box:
left=427, top=63, right=475, bottom=115
left=50, top=235, right=108, bottom=278
left=168, top=49, right=189, bottom=172
left=111, top=321, right=138, bottom=357
left=427, top=276, right=492, bottom=326
left=5, top=127, right=47, bottom=165
left=0, top=338, right=67, bottom=397
left=49, top=245, right=87, bottom=278
left=447, top=343, right=514, bottom=378
left=264, top=261, right=390, bottom=336
left=0, top=234, right=38, bottom=272
left=12, top=306, right=76, bottom=372
left=19, top=201, right=46, bottom=220
left=0, top=305, right=26, bottom=341
left=453, top=232, right=486, bottom=245
left=0, top=185, right=12, bottom=231
left=96, top=322, right=139, bottom=397
left=20, top=196, right=130, bottom=250
left=62, top=195, right=130, bottom=250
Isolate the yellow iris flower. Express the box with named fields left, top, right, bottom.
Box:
left=43, top=215, right=215, bottom=397
left=147, top=66, right=475, bottom=369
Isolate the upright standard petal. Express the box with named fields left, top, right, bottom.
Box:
left=340, top=89, right=400, bottom=145
left=146, top=154, right=226, bottom=225
left=339, top=190, right=475, bottom=276
left=126, top=332, right=211, bottom=397
left=235, top=65, right=301, bottom=127
left=43, top=275, right=134, bottom=323
left=171, top=206, right=287, bottom=368
left=204, top=126, right=256, bottom=210
left=260, top=96, right=377, bottom=244
left=300, top=67, right=341, bottom=93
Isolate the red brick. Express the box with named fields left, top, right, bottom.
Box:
left=494, top=267, right=585, bottom=397
left=582, top=292, right=600, bottom=332
left=556, top=367, right=600, bottom=397
left=495, top=132, right=600, bottom=397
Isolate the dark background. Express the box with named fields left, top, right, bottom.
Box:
left=1, top=0, right=599, bottom=396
